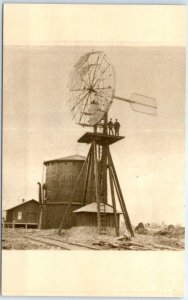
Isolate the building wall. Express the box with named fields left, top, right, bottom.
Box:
left=40, top=203, right=82, bottom=229
left=6, top=201, right=39, bottom=224
left=6, top=210, right=12, bottom=222
left=45, top=160, right=86, bottom=203
left=75, top=212, right=120, bottom=228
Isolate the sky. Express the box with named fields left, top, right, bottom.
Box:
left=2, top=5, right=186, bottom=226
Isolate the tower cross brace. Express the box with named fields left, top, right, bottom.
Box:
left=58, top=114, right=134, bottom=237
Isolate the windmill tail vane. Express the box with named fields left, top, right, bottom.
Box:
left=114, top=93, right=157, bottom=116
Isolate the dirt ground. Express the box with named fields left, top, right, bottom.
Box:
left=2, top=225, right=185, bottom=250
left=48, top=226, right=185, bottom=250
left=2, top=229, right=61, bottom=250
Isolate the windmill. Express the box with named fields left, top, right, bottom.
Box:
left=58, top=51, right=157, bottom=236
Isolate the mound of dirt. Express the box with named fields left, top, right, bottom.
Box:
left=135, top=223, right=148, bottom=235
left=167, top=224, right=175, bottom=231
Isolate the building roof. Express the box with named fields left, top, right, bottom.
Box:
left=6, top=199, right=39, bottom=211
left=73, top=202, right=122, bottom=214
left=44, top=154, right=86, bottom=165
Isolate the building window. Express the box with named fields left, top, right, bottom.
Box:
left=18, top=212, right=22, bottom=220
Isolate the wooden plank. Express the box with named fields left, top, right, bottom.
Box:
left=45, top=202, right=82, bottom=205
left=112, top=169, right=134, bottom=236
left=89, top=142, right=95, bottom=203
left=102, top=144, right=108, bottom=204
left=109, top=151, right=134, bottom=237
left=82, top=147, right=92, bottom=206
left=78, top=132, right=125, bottom=145
left=108, top=150, right=120, bottom=237
left=93, top=141, right=101, bottom=235
left=4, top=222, right=38, bottom=225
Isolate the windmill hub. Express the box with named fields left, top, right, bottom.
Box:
left=88, top=86, right=96, bottom=94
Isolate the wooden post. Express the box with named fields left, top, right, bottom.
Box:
left=107, top=149, right=120, bottom=236
left=37, top=182, right=42, bottom=205
left=111, top=171, right=127, bottom=229
left=108, top=151, right=134, bottom=237
left=41, top=164, right=45, bottom=203
left=103, top=113, right=108, bottom=135
left=89, top=143, right=95, bottom=202
left=93, top=141, right=101, bottom=235
left=38, top=205, right=43, bottom=229
left=58, top=146, right=92, bottom=234
left=103, top=113, right=108, bottom=204
left=38, top=182, right=43, bottom=230
left=82, top=146, right=92, bottom=206
left=102, top=145, right=108, bottom=204
left=98, top=145, right=100, bottom=160
left=112, top=173, right=134, bottom=236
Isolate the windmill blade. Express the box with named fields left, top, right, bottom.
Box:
left=114, top=93, right=157, bottom=116
left=74, top=53, right=89, bottom=69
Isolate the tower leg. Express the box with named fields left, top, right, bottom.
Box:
left=108, top=151, right=134, bottom=237
left=108, top=147, right=120, bottom=236
left=89, top=143, right=95, bottom=203
left=82, top=145, right=92, bottom=206
left=93, top=141, right=101, bottom=235
left=102, top=113, right=108, bottom=205
left=102, top=145, right=108, bottom=204
left=38, top=206, right=43, bottom=229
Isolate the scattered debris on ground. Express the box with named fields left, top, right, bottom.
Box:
left=2, top=223, right=185, bottom=250
left=154, top=226, right=185, bottom=239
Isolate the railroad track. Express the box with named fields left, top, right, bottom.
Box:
left=24, top=234, right=99, bottom=250
left=3, top=229, right=99, bottom=250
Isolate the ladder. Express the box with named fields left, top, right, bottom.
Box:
left=100, top=203, right=107, bottom=234
left=98, top=144, right=103, bottom=161
left=98, top=144, right=107, bottom=234
left=98, top=145, right=104, bottom=194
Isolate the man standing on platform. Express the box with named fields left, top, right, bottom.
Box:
left=114, top=119, right=120, bottom=136
left=107, top=118, right=114, bottom=135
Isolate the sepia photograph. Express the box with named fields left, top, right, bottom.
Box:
left=3, top=45, right=185, bottom=251
left=2, top=3, right=186, bottom=297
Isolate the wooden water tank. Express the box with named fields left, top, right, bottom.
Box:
left=44, top=154, right=86, bottom=203
left=39, top=154, right=86, bottom=229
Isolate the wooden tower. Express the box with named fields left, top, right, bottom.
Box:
left=58, top=114, right=134, bottom=237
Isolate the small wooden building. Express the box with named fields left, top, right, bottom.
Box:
left=73, top=202, right=122, bottom=229
left=5, top=199, right=39, bottom=228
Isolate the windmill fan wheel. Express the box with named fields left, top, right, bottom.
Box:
left=68, top=51, right=115, bottom=127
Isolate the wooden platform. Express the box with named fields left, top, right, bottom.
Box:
left=78, top=132, right=125, bottom=145
left=2, top=222, right=38, bottom=229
